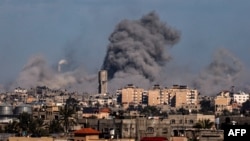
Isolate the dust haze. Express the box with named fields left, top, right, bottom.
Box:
left=4, top=11, right=250, bottom=96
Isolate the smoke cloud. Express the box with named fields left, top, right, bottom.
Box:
left=192, top=48, right=248, bottom=95
left=12, top=54, right=98, bottom=93
left=4, top=11, right=250, bottom=97
left=102, top=11, right=180, bottom=82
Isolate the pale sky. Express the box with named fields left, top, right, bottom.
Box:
left=1, top=0, right=250, bottom=94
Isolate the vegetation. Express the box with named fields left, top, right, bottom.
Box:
left=3, top=96, right=79, bottom=136
left=241, top=100, right=250, bottom=116
left=199, top=99, right=214, bottom=114
left=59, top=97, right=79, bottom=133
left=4, top=112, right=49, bottom=136
left=193, top=119, right=214, bottom=129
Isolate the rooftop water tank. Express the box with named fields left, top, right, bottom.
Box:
left=0, top=103, right=13, bottom=115
left=14, top=104, right=32, bottom=115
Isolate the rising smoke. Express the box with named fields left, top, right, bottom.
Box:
left=6, top=11, right=250, bottom=96
left=102, top=11, right=180, bottom=81
left=192, top=48, right=249, bottom=95
left=12, top=54, right=98, bottom=93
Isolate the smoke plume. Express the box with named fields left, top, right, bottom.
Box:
left=58, top=59, right=68, bottom=73
left=192, top=48, right=247, bottom=95
left=5, top=11, right=250, bottom=96
left=102, top=11, right=180, bottom=82
left=13, top=54, right=98, bottom=93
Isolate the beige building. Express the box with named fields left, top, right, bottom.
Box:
left=121, top=84, right=144, bottom=107
left=118, top=84, right=199, bottom=109
left=147, top=85, right=199, bottom=109
left=148, top=85, right=161, bottom=106
left=214, top=91, right=232, bottom=114
left=82, top=108, right=111, bottom=119
left=169, top=85, right=199, bottom=109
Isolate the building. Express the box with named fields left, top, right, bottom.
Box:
left=148, top=85, right=161, bottom=106
left=120, top=84, right=144, bottom=108
left=233, top=91, right=249, bottom=105
left=214, top=91, right=232, bottom=114
left=98, top=70, right=108, bottom=95
left=169, top=85, right=199, bottom=109
left=74, top=128, right=100, bottom=141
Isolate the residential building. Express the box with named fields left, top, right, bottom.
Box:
left=148, top=85, right=161, bottom=106
left=233, top=91, right=249, bottom=105
left=120, top=84, right=144, bottom=108
left=168, top=85, right=199, bottom=109
left=214, top=91, right=232, bottom=114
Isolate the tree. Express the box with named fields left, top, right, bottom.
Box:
left=29, top=117, right=49, bottom=137
left=66, top=96, right=80, bottom=112
left=140, top=106, right=160, bottom=116
left=200, top=99, right=214, bottom=114
left=59, top=104, right=77, bottom=133
left=49, top=119, right=64, bottom=133
left=18, top=112, right=33, bottom=136
left=4, top=120, right=20, bottom=134
left=241, top=100, right=250, bottom=115
left=193, top=119, right=214, bottom=129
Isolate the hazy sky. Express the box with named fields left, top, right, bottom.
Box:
left=1, top=0, right=250, bottom=94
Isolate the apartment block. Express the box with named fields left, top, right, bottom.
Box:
left=120, top=84, right=144, bottom=108
left=148, top=85, right=161, bottom=106
left=233, top=91, right=249, bottom=105
left=168, top=85, right=199, bottom=109
left=214, top=91, right=232, bottom=114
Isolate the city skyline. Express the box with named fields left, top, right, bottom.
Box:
left=1, top=0, right=250, bottom=95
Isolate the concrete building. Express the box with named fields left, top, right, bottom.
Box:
left=233, top=91, right=249, bottom=105
left=214, top=91, right=232, bottom=114
left=148, top=85, right=161, bottom=106
left=169, top=85, right=199, bottom=109
left=120, top=84, right=144, bottom=108
left=98, top=70, right=108, bottom=95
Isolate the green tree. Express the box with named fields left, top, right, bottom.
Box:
left=193, top=119, right=214, bottom=129
left=200, top=99, right=214, bottom=114
left=241, top=100, right=250, bottom=115
left=29, top=117, right=49, bottom=136
left=59, top=104, right=77, bottom=133
left=140, top=106, right=160, bottom=116
left=18, top=112, right=33, bottom=136
left=4, top=120, right=20, bottom=134
left=49, top=119, right=64, bottom=133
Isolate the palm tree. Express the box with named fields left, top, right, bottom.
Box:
left=49, top=119, right=64, bottom=133
left=193, top=119, right=214, bottom=129
left=29, top=117, right=49, bottom=136
left=4, top=120, right=20, bottom=134
left=18, top=112, right=33, bottom=136
left=59, top=104, right=77, bottom=133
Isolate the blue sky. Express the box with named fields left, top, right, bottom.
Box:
left=1, top=0, right=250, bottom=91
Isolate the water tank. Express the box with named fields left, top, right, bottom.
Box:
left=14, top=104, right=32, bottom=115
left=0, top=103, right=13, bottom=115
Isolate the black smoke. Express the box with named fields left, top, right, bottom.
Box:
left=102, top=11, right=180, bottom=81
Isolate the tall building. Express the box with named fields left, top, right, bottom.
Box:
left=168, top=85, right=199, bottom=109
left=120, top=84, right=144, bottom=108
left=148, top=84, right=161, bottom=106
left=98, top=70, right=108, bottom=95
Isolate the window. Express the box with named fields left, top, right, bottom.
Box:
left=179, top=120, right=183, bottom=124
left=171, top=119, right=175, bottom=124
left=162, top=128, right=168, bottom=134
left=146, top=127, right=154, bottom=133
left=189, top=120, right=194, bottom=124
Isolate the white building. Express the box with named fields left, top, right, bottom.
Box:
left=233, top=91, right=249, bottom=105
left=14, top=87, right=27, bottom=94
